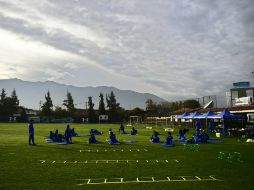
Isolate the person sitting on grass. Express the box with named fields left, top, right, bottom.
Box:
left=89, top=133, right=98, bottom=144
left=64, top=125, right=72, bottom=143
left=49, top=131, right=54, bottom=140
left=90, top=128, right=103, bottom=135
left=54, top=129, right=63, bottom=142
left=165, top=132, right=173, bottom=145
left=150, top=130, right=160, bottom=143
left=70, top=128, right=78, bottom=137
left=130, top=127, right=138, bottom=135
left=109, top=131, right=119, bottom=144
left=119, top=123, right=127, bottom=134
left=191, top=132, right=209, bottom=143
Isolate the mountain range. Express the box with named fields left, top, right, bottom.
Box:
left=0, top=79, right=165, bottom=110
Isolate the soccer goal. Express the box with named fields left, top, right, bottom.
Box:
left=128, top=116, right=142, bottom=126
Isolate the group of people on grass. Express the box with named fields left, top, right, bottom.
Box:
left=175, top=120, right=209, bottom=144
left=28, top=119, right=211, bottom=146
left=48, top=125, right=77, bottom=143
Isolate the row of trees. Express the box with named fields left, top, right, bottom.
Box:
left=0, top=89, right=19, bottom=117
left=145, top=99, right=201, bottom=116
left=40, top=91, right=123, bottom=122
left=0, top=88, right=201, bottom=122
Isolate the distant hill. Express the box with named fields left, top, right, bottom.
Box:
left=0, top=79, right=165, bottom=110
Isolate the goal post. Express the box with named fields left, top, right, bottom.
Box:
left=129, top=116, right=142, bottom=126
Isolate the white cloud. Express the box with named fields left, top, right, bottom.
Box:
left=0, top=0, right=254, bottom=106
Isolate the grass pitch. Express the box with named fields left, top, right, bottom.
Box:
left=0, top=123, right=253, bottom=190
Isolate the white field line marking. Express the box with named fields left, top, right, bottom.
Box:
left=40, top=160, right=46, bottom=163
left=181, top=177, right=186, bottom=180
left=165, top=160, right=168, bottom=163
left=152, top=177, right=155, bottom=182
left=137, top=178, right=139, bottom=182
left=104, top=179, right=107, bottom=183
left=195, top=176, right=201, bottom=180
left=175, top=159, right=179, bottom=163
left=167, top=177, right=170, bottom=181
left=87, top=179, right=91, bottom=184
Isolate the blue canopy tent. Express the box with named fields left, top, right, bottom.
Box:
left=176, top=112, right=190, bottom=119
left=192, top=110, right=216, bottom=131
left=194, top=110, right=216, bottom=119
left=206, top=109, right=246, bottom=135
left=183, top=111, right=201, bottom=119
left=207, top=109, right=245, bottom=119
left=182, top=112, right=201, bottom=128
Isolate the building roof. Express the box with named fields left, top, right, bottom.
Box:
left=172, top=104, right=254, bottom=115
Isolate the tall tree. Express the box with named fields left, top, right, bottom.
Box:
left=98, top=93, right=106, bottom=115
left=183, top=99, right=201, bottom=109
left=10, top=89, right=19, bottom=114
left=0, top=89, right=7, bottom=117
left=53, top=106, right=68, bottom=118
left=87, top=96, right=96, bottom=122
left=106, top=91, right=120, bottom=122
left=41, top=91, right=53, bottom=119
left=145, top=99, right=157, bottom=111
left=0, top=88, right=6, bottom=104
left=63, top=92, right=75, bottom=117
left=0, top=89, right=20, bottom=117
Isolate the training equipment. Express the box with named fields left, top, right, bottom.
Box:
left=123, top=140, right=137, bottom=143
left=106, top=139, right=120, bottom=145
left=57, top=142, right=75, bottom=145
left=217, top=151, right=243, bottom=163
left=207, top=138, right=223, bottom=143
left=161, top=144, right=174, bottom=147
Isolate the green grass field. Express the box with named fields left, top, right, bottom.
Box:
left=0, top=123, right=253, bottom=190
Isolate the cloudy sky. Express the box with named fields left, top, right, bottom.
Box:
left=0, top=0, right=254, bottom=105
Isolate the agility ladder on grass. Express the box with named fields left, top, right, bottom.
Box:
left=77, top=175, right=220, bottom=185
left=39, top=159, right=179, bottom=164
